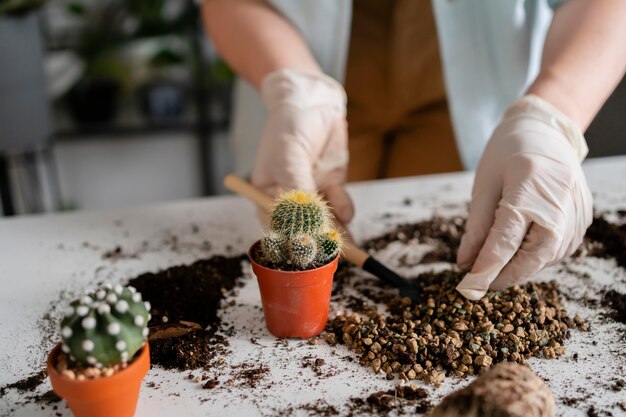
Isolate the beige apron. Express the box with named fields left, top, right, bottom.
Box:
left=345, top=0, right=463, bottom=180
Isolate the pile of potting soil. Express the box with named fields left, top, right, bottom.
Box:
left=127, top=254, right=246, bottom=370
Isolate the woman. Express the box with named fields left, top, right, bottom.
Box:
left=202, top=0, right=626, bottom=299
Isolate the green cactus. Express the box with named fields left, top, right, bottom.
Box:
left=60, top=284, right=150, bottom=368
left=288, top=234, right=318, bottom=268
left=261, top=230, right=285, bottom=264
left=270, top=190, right=330, bottom=238
left=316, top=229, right=343, bottom=263
left=259, top=189, right=342, bottom=270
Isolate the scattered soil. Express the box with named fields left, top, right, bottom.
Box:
left=587, top=405, right=600, bottom=417
left=347, top=385, right=430, bottom=416
left=149, top=330, right=230, bottom=371
left=362, top=216, right=465, bottom=264
left=6, top=211, right=626, bottom=415
left=580, top=216, right=626, bottom=269
left=275, top=400, right=340, bottom=416
left=227, top=363, right=270, bottom=389
left=602, top=290, right=626, bottom=324
left=127, top=254, right=246, bottom=371
left=129, top=255, right=246, bottom=328
left=128, top=256, right=245, bottom=370
left=0, top=370, right=47, bottom=397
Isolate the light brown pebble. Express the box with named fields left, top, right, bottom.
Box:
left=461, top=354, right=473, bottom=365
left=502, top=324, right=514, bottom=333
left=371, top=358, right=382, bottom=373
left=475, top=355, right=492, bottom=367
left=452, top=322, right=468, bottom=331
left=324, top=333, right=337, bottom=345
left=61, top=370, right=75, bottom=380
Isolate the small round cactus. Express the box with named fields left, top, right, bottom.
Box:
left=288, top=234, right=318, bottom=268
left=317, top=229, right=343, bottom=263
left=260, top=230, right=285, bottom=264
left=60, top=284, right=150, bottom=368
left=270, top=190, right=330, bottom=238
left=259, top=189, right=342, bottom=270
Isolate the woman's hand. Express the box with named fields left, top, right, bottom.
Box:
left=456, top=95, right=592, bottom=300
left=252, top=68, right=354, bottom=224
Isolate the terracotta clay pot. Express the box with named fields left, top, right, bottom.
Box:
left=249, top=241, right=338, bottom=339
left=47, top=342, right=150, bottom=417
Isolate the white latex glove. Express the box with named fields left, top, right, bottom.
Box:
left=456, top=95, right=593, bottom=300
left=251, top=68, right=354, bottom=224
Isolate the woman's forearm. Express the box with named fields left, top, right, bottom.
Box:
left=527, top=0, right=626, bottom=131
left=202, top=0, right=321, bottom=90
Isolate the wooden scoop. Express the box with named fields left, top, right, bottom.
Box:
left=223, top=175, right=420, bottom=301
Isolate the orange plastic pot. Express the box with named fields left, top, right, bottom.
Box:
left=249, top=241, right=338, bottom=339
left=47, top=342, right=150, bottom=417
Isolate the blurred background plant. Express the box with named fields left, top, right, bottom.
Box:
left=0, top=0, right=46, bottom=15
left=47, top=0, right=196, bottom=124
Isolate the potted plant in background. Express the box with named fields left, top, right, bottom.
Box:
left=249, top=190, right=343, bottom=339
left=61, top=2, right=131, bottom=125
left=138, top=47, right=187, bottom=124
left=47, top=284, right=151, bottom=417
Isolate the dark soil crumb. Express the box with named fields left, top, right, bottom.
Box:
left=562, top=395, right=589, bottom=407
left=301, top=356, right=337, bottom=378
left=275, top=400, right=340, bottom=417
left=611, top=379, right=625, bottom=392
left=102, top=245, right=138, bottom=261
left=580, top=216, right=626, bottom=269
left=0, top=370, right=47, bottom=397
left=300, top=401, right=340, bottom=416
left=587, top=405, right=600, bottom=417
left=362, top=216, right=465, bottom=264
left=602, top=290, right=626, bottom=324
left=347, top=385, right=430, bottom=416
left=149, top=330, right=229, bottom=371
left=27, top=390, right=62, bottom=405
left=98, top=227, right=214, bottom=261
left=127, top=254, right=246, bottom=371
left=225, top=363, right=269, bottom=389
left=202, top=378, right=219, bottom=389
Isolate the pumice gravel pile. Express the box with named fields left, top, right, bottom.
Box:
left=326, top=270, right=586, bottom=386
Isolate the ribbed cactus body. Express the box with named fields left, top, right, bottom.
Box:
left=259, top=189, right=342, bottom=270
left=289, top=234, right=318, bottom=268
left=60, top=284, right=150, bottom=367
left=261, top=231, right=285, bottom=264
left=270, top=190, right=329, bottom=238
left=316, top=229, right=342, bottom=263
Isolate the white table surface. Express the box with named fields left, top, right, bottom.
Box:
left=1, top=156, right=625, bottom=417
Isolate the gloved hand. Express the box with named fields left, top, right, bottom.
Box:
left=456, top=95, right=593, bottom=300
left=251, top=68, right=354, bottom=224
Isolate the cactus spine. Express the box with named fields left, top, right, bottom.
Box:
left=60, top=284, right=150, bottom=367
left=260, top=190, right=342, bottom=270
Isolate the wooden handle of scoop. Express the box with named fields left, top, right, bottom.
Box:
left=223, top=174, right=369, bottom=267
